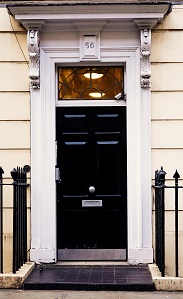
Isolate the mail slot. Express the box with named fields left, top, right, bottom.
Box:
left=82, top=200, right=102, bottom=207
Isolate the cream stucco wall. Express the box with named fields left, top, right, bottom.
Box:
left=151, top=5, right=183, bottom=277
left=0, top=3, right=183, bottom=276
left=0, top=8, right=30, bottom=273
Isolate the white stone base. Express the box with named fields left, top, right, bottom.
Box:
left=128, top=248, right=153, bottom=264
left=149, top=263, right=183, bottom=291
left=30, top=249, right=56, bottom=264
left=0, top=262, right=35, bottom=289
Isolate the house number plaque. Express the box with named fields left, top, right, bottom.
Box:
left=80, top=34, right=100, bottom=61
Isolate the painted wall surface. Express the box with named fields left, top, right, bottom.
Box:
left=0, top=8, right=30, bottom=273
left=0, top=2, right=183, bottom=275
left=151, top=5, right=183, bottom=276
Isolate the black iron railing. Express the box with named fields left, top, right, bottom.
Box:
left=153, top=167, right=182, bottom=277
left=0, top=166, right=30, bottom=273
left=0, top=167, right=4, bottom=273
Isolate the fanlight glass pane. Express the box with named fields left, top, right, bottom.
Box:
left=58, top=67, right=124, bottom=100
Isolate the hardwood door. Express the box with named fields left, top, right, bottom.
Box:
left=56, top=106, right=127, bottom=260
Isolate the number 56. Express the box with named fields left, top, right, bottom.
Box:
left=85, top=42, right=95, bottom=49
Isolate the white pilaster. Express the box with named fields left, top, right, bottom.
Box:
left=27, top=22, right=56, bottom=263
left=140, top=28, right=153, bottom=256
left=30, top=50, right=57, bottom=263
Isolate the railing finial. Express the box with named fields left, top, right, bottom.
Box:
left=10, top=168, right=18, bottom=182
left=155, top=166, right=167, bottom=186
left=173, top=169, right=180, bottom=182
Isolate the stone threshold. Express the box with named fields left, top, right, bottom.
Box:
left=50, top=261, right=129, bottom=266
left=23, top=264, right=155, bottom=291
left=2, top=262, right=183, bottom=290
left=0, top=262, right=35, bottom=289
left=149, top=264, right=183, bottom=291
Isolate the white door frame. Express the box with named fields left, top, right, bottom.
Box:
left=29, top=43, right=153, bottom=264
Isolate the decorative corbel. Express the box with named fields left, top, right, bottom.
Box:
left=27, top=30, right=40, bottom=89
left=140, top=28, right=151, bottom=89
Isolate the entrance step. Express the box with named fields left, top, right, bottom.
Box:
left=23, top=264, right=155, bottom=291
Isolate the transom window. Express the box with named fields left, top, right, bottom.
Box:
left=58, top=67, right=124, bottom=100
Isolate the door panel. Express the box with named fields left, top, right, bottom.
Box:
left=56, top=106, right=127, bottom=260
left=59, top=210, right=88, bottom=249
left=95, top=210, right=123, bottom=248
left=62, top=114, right=88, bottom=133
left=63, top=141, right=89, bottom=195
left=96, top=141, right=120, bottom=194
left=95, top=113, right=121, bottom=132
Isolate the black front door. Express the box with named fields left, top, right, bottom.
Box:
left=56, top=106, right=127, bottom=260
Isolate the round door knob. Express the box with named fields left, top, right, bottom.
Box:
left=89, top=186, right=95, bottom=193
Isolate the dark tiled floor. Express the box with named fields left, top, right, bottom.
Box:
left=23, top=265, right=155, bottom=291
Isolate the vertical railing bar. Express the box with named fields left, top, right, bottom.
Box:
left=23, top=164, right=30, bottom=264
left=19, top=168, right=22, bottom=268
left=22, top=171, right=25, bottom=264
left=22, top=170, right=25, bottom=265
left=175, top=184, right=178, bottom=278
left=16, top=169, right=19, bottom=271
left=23, top=170, right=27, bottom=263
left=20, top=169, right=23, bottom=266
left=0, top=167, right=4, bottom=273
left=161, top=186, right=165, bottom=277
left=173, top=170, right=180, bottom=277
left=175, top=186, right=178, bottom=277
left=155, top=185, right=160, bottom=272
left=12, top=181, right=18, bottom=273
left=12, top=181, right=15, bottom=274
left=154, top=166, right=166, bottom=277
left=11, top=167, right=18, bottom=273
left=16, top=182, right=18, bottom=274
left=21, top=168, right=24, bottom=266
left=17, top=168, right=20, bottom=270
left=18, top=168, right=21, bottom=268
left=17, top=167, right=20, bottom=270
left=19, top=167, right=22, bottom=268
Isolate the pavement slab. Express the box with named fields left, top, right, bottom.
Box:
left=0, top=290, right=183, bottom=299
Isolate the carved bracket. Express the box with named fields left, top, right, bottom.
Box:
left=27, top=30, right=40, bottom=89
left=140, top=28, right=151, bottom=89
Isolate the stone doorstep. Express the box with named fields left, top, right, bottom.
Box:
left=2, top=262, right=183, bottom=290
left=149, top=264, right=183, bottom=291
left=0, top=262, right=35, bottom=289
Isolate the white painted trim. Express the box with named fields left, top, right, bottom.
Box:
left=126, top=47, right=143, bottom=251
left=10, top=4, right=170, bottom=18
left=30, top=42, right=153, bottom=264
left=16, top=13, right=165, bottom=21
left=56, top=100, right=126, bottom=107
left=141, top=88, right=152, bottom=249
left=128, top=248, right=153, bottom=265
left=30, top=49, right=57, bottom=263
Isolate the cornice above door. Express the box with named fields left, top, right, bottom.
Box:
left=8, top=3, right=170, bottom=31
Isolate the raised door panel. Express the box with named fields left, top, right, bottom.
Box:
left=62, top=141, right=89, bottom=195
left=95, top=141, right=120, bottom=195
